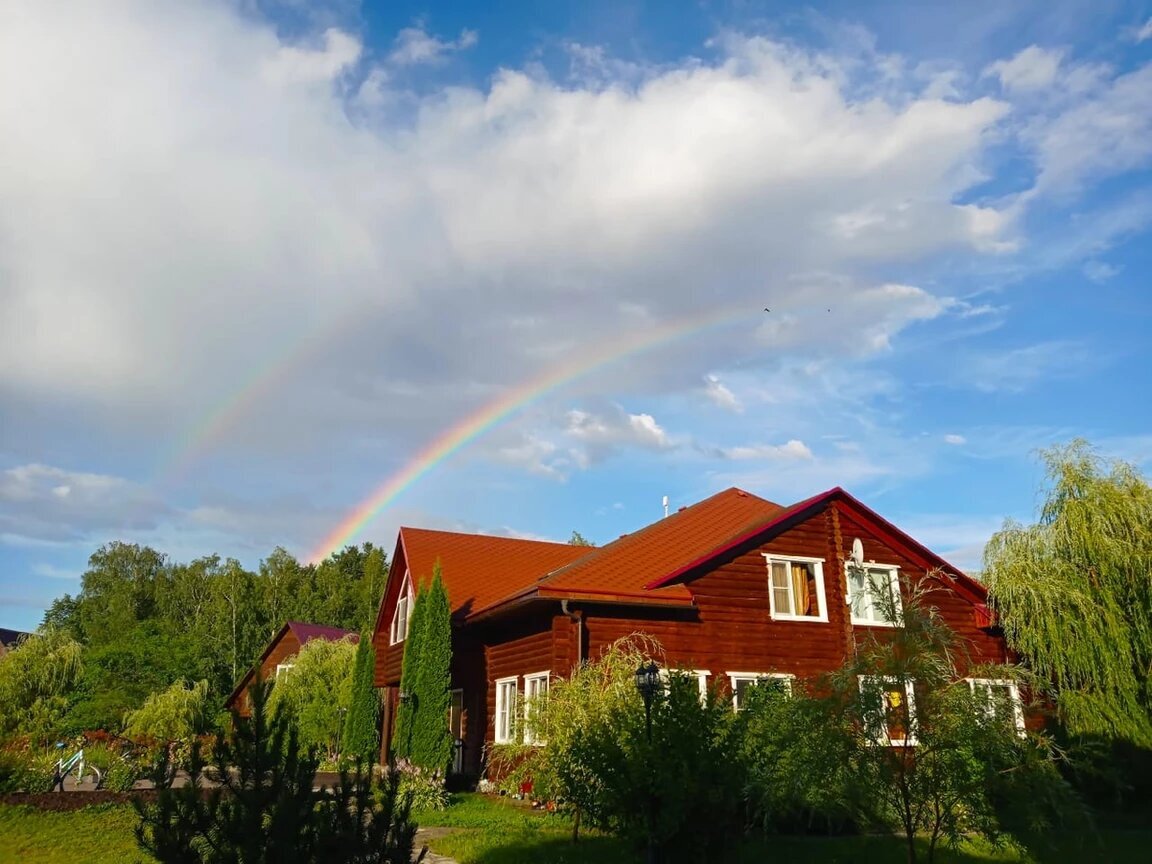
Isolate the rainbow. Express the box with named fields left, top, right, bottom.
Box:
left=306, top=305, right=753, bottom=563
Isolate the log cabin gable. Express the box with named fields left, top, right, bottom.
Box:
left=372, top=538, right=415, bottom=687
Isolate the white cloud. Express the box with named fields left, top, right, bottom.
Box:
left=1135, top=19, right=1152, bottom=43
left=389, top=25, right=477, bottom=66
left=944, top=434, right=967, bottom=445
left=702, top=375, right=742, bottom=412
left=261, top=27, right=361, bottom=84
left=565, top=408, right=674, bottom=451
left=1082, top=260, right=1121, bottom=282
left=716, top=440, right=814, bottom=461
left=985, top=45, right=1063, bottom=92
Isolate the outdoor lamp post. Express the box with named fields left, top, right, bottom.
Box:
left=634, top=661, right=660, bottom=864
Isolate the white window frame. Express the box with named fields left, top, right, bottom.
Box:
left=967, top=678, right=1026, bottom=736
left=389, top=574, right=414, bottom=645
left=847, top=562, right=903, bottom=627
left=522, top=671, right=550, bottom=745
left=494, top=676, right=519, bottom=744
left=275, top=662, right=295, bottom=679
left=763, top=554, right=829, bottom=622
left=727, top=672, right=794, bottom=711
left=659, top=668, right=711, bottom=703
left=858, top=675, right=917, bottom=746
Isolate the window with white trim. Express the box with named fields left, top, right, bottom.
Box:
left=859, top=676, right=917, bottom=746
left=494, top=676, right=518, bottom=744
left=522, top=672, right=550, bottom=745
left=764, top=555, right=828, bottom=621
left=847, top=563, right=903, bottom=626
left=659, top=668, right=711, bottom=703
left=968, top=678, right=1026, bottom=735
left=275, top=663, right=295, bottom=679
left=727, top=672, right=793, bottom=711
left=390, top=577, right=414, bottom=644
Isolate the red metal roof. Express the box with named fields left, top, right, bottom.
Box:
left=528, top=487, right=784, bottom=602
left=286, top=621, right=359, bottom=646
left=398, top=528, right=592, bottom=618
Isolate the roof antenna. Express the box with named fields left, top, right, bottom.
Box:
left=662, top=495, right=669, bottom=518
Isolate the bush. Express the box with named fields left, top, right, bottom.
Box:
left=395, top=758, right=450, bottom=811
left=740, top=680, right=857, bottom=834
left=508, top=634, right=745, bottom=862
left=83, top=741, right=142, bottom=791
left=0, top=747, right=54, bottom=793
left=124, top=679, right=210, bottom=742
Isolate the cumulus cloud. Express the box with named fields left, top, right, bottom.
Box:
left=702, top=376, right=742, bottom=412
left=1136, top=19, right=1152, bottom=43
left=389, top=25, right=477, bottom=66
left=3, top=2, right=1143, bottom=561
left=985, top=45, right=1064, bottom=92
left=565, top=407, right=674, bottom=452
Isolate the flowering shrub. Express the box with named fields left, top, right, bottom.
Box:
left=393, top=758, right=449, bottom=811
left=0, top=743, right=63, bottom=792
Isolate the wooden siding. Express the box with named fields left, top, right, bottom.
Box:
left=373, top=547, right=409, bottom=688
left=234, top=630, right=302, bottom=718
left=835, top=504, right=1007, bottom=668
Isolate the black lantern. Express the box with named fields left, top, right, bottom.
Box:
left=635, top=661, right=661, bottom=864
left=634, top=662, right=661, bottom=705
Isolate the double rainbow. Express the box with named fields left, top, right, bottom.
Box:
left=304, top=306, right=751, bottom=562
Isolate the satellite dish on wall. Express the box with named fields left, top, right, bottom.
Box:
left=850, top=538, right=864, bottom=567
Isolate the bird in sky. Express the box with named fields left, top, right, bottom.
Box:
left=764, top=307, right=770, bottom=312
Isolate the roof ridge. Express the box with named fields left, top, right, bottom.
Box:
left=400, top=525, right=579, bottom=549
left=536, top=486, right=778, bottom=588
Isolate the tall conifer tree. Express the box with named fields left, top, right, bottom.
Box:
left=409, top=565, right=453, bottom=776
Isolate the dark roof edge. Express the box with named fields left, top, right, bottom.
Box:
left=642, top=488, right=838, bottom=590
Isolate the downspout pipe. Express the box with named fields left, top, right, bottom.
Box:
left=560, top=599, right=583, bottom=670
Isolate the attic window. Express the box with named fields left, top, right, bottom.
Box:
left=764, top=555, right=828, bottom=622
left=390, top=578, right=414, bottom=645
left=848, top=563, right=903, bottom=627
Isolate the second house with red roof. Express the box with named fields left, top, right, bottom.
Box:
left=372, top=487, right=1008, bottom=776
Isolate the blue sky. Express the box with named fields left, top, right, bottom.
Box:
left=2, top=0, right=1151, bottom=632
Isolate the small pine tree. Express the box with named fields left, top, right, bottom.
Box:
left=342, top=633, right=381, bottom=764
left=136, top=674, right=417, bottom=864
left=391, top=577, right=427, bottom=763
left=409, top=566, right=453, bottom=776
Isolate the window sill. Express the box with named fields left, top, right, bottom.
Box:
left=850, top=618, right=901, bottom=629
left=770, top=614, right=830, bottom=623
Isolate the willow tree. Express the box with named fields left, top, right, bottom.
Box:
left=0, top=629, right=83, bottom=743
left=984, top=441, right=1152, bottom=746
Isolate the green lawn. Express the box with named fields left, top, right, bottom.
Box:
left=0, top=795, right=1146, bottom=864
left=0, top=803, right=151, bottom=864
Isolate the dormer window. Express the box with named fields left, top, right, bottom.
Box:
left=764, top=555, right=828, bottom=622
left=390, top=577, right=414, bottom=645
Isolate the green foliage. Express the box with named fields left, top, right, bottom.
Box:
left=0, top=629, right=83, bottom=744
left=395, top=758, right=452, bottom=811
left=266, top=637, right=357, bottom=761
left=739, top=680, right=856, bottom=833
left=506, top=634, right=745, bottom=862
left=22, top=541, right=387, bottom=741
left=83, top=742, right=141, bottom=792
left=409, top=566, right=453, bottom=776
left=568, top=531, right=595, bottom=547
left=0, top=747, right=54, bottom=793
left=392, top=579, right=424, bottom=764
left=135, top=677, right=418, bottom=864
left=123, top=679, right=210, bottom=743
left=341, top=634, right=381, bottom=765
left=984, top=441, right=1152, bottom=747
left=800, top=578, right=1087, bottom=864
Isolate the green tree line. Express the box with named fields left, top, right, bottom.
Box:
left=29, top=541, right=388, bottom=734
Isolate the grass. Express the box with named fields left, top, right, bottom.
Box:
left=0, top=794, right=1147, bottom=864
left=0, top=803, right=151, bottom=864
